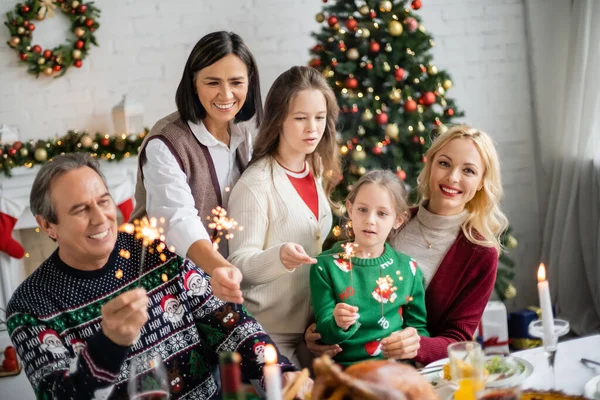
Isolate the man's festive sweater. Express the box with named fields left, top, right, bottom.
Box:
left=310, top=242, right=429, bottom=366
left=6, top=232, right=294, bottom=399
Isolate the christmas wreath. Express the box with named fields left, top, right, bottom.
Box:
left=4, top=0, right=100, bottom=77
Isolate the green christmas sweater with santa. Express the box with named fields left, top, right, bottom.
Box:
left=310, top=241, right=429, bottom=366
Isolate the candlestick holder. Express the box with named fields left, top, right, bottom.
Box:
left=528, top=319, right=570, bottom=388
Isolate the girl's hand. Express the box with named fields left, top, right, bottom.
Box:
left=333, top=303, right=359, bottom=331
left=280, top=243, right=317, bottom=271
left=381, top=327, right=420, bottom=360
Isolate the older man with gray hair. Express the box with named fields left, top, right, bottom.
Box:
left=6, top=153, right=307, bottom=399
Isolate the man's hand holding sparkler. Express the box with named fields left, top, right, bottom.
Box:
left=101, top=288, right=149, bottom=346
left=280, top=243, right=317, bottom=271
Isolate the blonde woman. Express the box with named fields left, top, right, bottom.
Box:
left=227, top=66, right=341, bottom=368
left=305, top=125, right=508, bottom=366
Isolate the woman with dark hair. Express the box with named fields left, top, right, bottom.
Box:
left=131, top=31, right=262, bottom=303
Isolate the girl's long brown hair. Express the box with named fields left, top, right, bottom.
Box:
left=250, top=66, right=341, bottom=202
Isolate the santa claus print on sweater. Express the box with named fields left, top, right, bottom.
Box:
left=161, top=295, right=184, bottom=324
left=183, top=270, right=208, bottom=297
left=38, top=330, right=68, bottom=355
left=372, top=275, right=398, bottom=304
left=332, top=255, right=352, bottom=273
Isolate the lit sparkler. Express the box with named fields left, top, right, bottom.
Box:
left=206, top=206, right=243, bottom=252
left=340, top=241, right=357, bottom=297
left=118, top=216, right=167, bottom=285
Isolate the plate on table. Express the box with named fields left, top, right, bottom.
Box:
left=423, top=355, right=534, bottom=397
left=584, top=375, right=600, bottom=399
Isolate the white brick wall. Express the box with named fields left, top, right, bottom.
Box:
left=0, top=0, right=540, bottom=309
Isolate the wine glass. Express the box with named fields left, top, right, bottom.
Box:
left=128, top=354, right=170, bottom=399
left=528, top=319, right=570, bottom=389
left=448, top=341, right=485, bottom=400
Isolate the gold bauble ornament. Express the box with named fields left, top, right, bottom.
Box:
left=92, top=142, right=99, bottom=151
left=361, top=28, right=370, bottom=38
left=315, top=12, right=325, bottom=23
left=34, top=148, right=48, bottom=162
left=383, top=62, right=391, bottom=72
left=322, top=67, right=333, bottom=78
left=74, top=27, right=85, bottom=37
left=17, top=27, right=25, bottom=34
left=389, top=89, right=401, bottom=103
left=80, top=135, right=93, bottom=148
left=72, top=49, right=82, bottom=59
left=506, top=235, right=518, bottom=249
left=437, top=86, right=446, bottom=96
left=418, top=24, right=426, bottom=33
left=127, top=134, right=138, bottom=143
left=440, top=98, right=447, bottom=107
left=36, top=13, right=45, bottom=21
left=362, top=109, right=373, bottom=121
left=379, top=0, right=392, bottom=12
left=352, top=149, right=367, bottom=161
left=332, top=225, right=342, bottom=237
left=9, top=36, right=20, bottom=47
left=56, top=56, right=63, bottom=64
left=385, top=123, right=399, bottom=139
left=347, top=48, right=360, bottom=61
left=443, top=79, right=453, bottom=90
left=427, top=65, right=438, bottom=75
left=389, top=20, right=403, bottom=36
left=358, top=166, right=366, bottom=175
left=115, top=138, right=126, bottom=151
left=71, top=0, right=80, bottom=8
left=417, top=105, right=424, bottom=113
left=359, top=5, right=370, bottom=15
left=385, top=43, right=392, bottom=52
left=438, top=124, right=448, bottom=134
left=43, top=67, right=53, bottom=76
left=357, top=126, right=366, bottom=136
left=37, top=58, right=46, bottom=65
left=418, top=121, right=426, bottom=132
left=504, top=284, right=517, bottom=300
left=20, top=148, right=29, bottom=157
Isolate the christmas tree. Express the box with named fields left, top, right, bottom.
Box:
left=309, top=0, right=518, bottom=301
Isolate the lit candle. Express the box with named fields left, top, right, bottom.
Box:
left=264, top=344, right=282, bottom=400
left=537, top=263, right=555, bottom=347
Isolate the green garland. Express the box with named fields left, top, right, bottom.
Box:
left=4, top=0, right=100, bottom=77
left=0, top=129, right=148, bottom=176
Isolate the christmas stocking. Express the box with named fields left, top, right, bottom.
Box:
left=117, top=198, right=134, bottom=223
left=0, top=212, right=25, bottom=259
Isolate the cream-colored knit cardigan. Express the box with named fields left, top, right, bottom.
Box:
left=227, top=156, right=332, bottom=335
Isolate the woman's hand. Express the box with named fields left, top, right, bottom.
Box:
left=304, top=323, right=342, bottom=357
left=211, top=265, right=244, bottom=303
left=381, top=327, right=420, bottom=360
left=280, top=243, right=317, bottom=271
left=333, top=303, right=359, bottom=331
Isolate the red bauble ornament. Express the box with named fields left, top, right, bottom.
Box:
left=43, top=50, right=52, bottom=59
left=375, top=112, right=388, bottom=125
left=369, top=10, right=377, bottom=19
left=412, top=135, right=420, bottom=144
left=433, top=119, right=442, bottom=126
left=404, top=99, right=418, bottom=113
left=23, top=21, right=30, bottom=28
left=372, top=146, right=383, bottom=155
left=85, top=18, right=94, bottom=27
left=53, top=65, right=62, bottom=72
left=32, top=45, right=41, bottom=53
left=19, top=53, right=27, bottom=61
left=446, top=108, right=455, bottom=116
left=74, top=59, right=83, bottom=68
left=311, top=44, right=323, bottom=53
left=420, top=65, right=427, bottom=73
left=13, top=141, right=23, bottom=151
left=394, top=67, right=406, bottom=81
left=345, top=19, right=358, bottom=31
left=397, top=170, right=407, bottom=180
left=21, top=5, right=30, bottom=13
left=345, top=77, right=358, bottom=89
left=338, top=42, right=346, bottom=51
left=331, top=59, right=338, bottom=67
left=411, top=0, right=422, bottom=10
left=369, top=41, right=380, bottom=53
left=75, top=40, right=84, bottom=49
left=28, top=23, right=35, bottom=31
left=327, top=16, right=338, bottom=27
left=309, top=58, right=322, bottom=68
left=77, top=4, right=87, bottom=13
left=420, top=91, right=436, bottom=106
left=8, top=148, right=17, bottom=157
left=366, top=63, right=373, bottom=70
left=100, top=138, right=110, bottom=147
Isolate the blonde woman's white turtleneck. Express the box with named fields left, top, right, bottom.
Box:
left=391, top=204, right=468, bottom=288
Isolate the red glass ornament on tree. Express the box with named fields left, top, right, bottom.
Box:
left=74, top=59, right=82, bottom=68
left=21, top=5, right=30, bottom=13
left=331, top=59, right=338, bottom=67
left=366, top=63, right=373, bottom=70
left=375, top=112, right=388, bottom=125
left=23, top=21, right=30, bottom=28
left=397, top=169, right=407, bottom=180
left=369, top=10, right=377, bottom=19
left=433, top=118, right=442, bottom=126
left=372, top=146, right=383, bottom=155
left=404, top=99, right=417, bottom=113
left=19, top=53, right=27, bottom=61
left=8, top=148, right=17, bottom=157
left=369, top=41, right=380, bottom=54
left=53, top=65, right=62, bottom=72
left=420, top=92, right=436, bottom=106
left=311, top=44, right=323, bottom=53
left=28, top=23, right=35, bottom=31
left=411, top=0, right=422, bottom=10
left=77, top=4, right=87, bottom=13
left=395, top=67, right=405, bottom=81
left=446, top=108, right=455, bottom=116
left=327, top=16, right=338, bottom=27
left=100, top=138, right=110, bottom=147
left=85, top=18, right=94, bottom=27
left=75, top=40, right=84, bottom=49
left=310, top=58, right=322, bottom=68
left=345, top=77, right=358, bottom=89
left=32, top=45, right=41, bottom=53
left=13, top=141, right=23, bottom=151
left=345, top=18, right=358, bottom=31
left=43, top=50, right=52, bottom=59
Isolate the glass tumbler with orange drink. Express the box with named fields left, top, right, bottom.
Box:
left=448, top=341, right=485, bottom=400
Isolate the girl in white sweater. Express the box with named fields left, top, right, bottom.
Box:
left=227, top=66, right=341, bottom=368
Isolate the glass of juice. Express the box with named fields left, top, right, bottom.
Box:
left=448, top=341, right=485, bottom=400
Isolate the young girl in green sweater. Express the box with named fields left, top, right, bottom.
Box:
left=310, top=170, right=429, bottom=366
